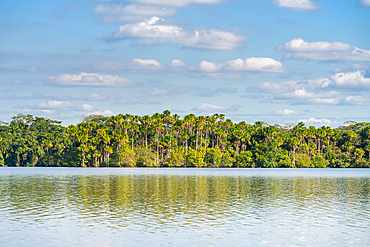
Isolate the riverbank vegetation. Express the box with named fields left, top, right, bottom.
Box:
left=0, top=112, right=369, bottom=168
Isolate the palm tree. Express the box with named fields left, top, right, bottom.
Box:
left=365, top=144, right=370, bottom=160
left=316, top=127, right=326, bottom=155
left=343, top=141, right=353, bottom=155
left=78, top=144, right=89, bottom=167
left=139, top=115, right=152, bottom=150
left=290, top=137, right=299, bottom=167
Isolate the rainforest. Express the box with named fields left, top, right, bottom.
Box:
left=1, top=111, right=370, bottom=168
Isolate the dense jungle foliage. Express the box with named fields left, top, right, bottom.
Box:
left=0, top=112, right=370, bottom=168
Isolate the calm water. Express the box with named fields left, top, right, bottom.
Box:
left=0, top=168, right=369, bottom=246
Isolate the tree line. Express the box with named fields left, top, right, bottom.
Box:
left=0, top=112, right=369, bottom=168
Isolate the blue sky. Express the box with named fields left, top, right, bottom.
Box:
left=1, top=0, right=370, bottom=127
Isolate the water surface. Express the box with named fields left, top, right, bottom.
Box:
left=0, top=168, right=369, bottom=246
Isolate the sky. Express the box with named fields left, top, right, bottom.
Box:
left=1, top=0, right=370, bottom=127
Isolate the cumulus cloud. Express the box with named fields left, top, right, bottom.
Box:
left=37, top=100, right=73, bottom=109
left=86, top=57, right=286, bottom=76
left=298, top=117, right=333, bottom=127
left=85, top=58, right=164, bottom=72
left=22, top=109, right=57, bottom=115
left=272, top=88, right=341, bottom=105
left=195, top=57, right=289, bottom=74
left=19, top=93, right=77, bottom=101
left=252, top=71, right=370, bottom=106
left=193, top=103, right=227, bottom=112
left=47, top=72, right=133, bottom=87
left=168, top=59, right=186, bottom=71
left=193, top=103, right=241, bottom=112
left=76, top=104, right=97, bottom=111
left=223, top=57, right=289, bottom=73
left=97, top=0, right=223, bottom=7
left=147, top=87, right=169, bottom=95
left=89, top=110, right=114, bottom=116
left=94, top=4, right=176, bottom=22
left=277, top=38, right=370, bottom=61
left=252, top=78, right=340, bottom=105
left=83, top=93, right=120, bottom=101
left=22, top=100, right=103, bottom=116
left=103, top=17, right=246, bottom=50
left=344, top=95, right=370, bottom=105
left=331, top=70, right=370, bottom=89
left=268, top=109, right=302, bottom=116
left=130, top=58, right=164, bottom=70
left=273, top=0, right=322, bottom=11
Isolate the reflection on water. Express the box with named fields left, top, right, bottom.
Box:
left=0, top=168, right=369, bottom=246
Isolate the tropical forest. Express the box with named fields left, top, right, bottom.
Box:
left=1, top=111, right=370, bottom=168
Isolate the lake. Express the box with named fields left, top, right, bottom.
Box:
left=0, top=168, right=369, bottom=246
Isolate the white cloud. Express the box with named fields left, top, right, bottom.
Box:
left=298, top=117, right=333, bottom=127
left=252, top=71, right=370, bottom=106
left=89, top=110, right=114, bottom=116
left=22, top=109, right=57, bottom=115
left=85, top=93, right=106, bottom=101
left=274, top=0, right=321, bottom=11
left=83, top=93, right=120, bottom=101
left=198, top=61, right=220, bottom=72
left=277, top=38, right=351, bottom=52
left=361, top=0, right=370, bottom=6
left=148, top=87, right=169, bottom=95
left=274, top=88, right=341, bottom=105
left=94, top=4, right=176, bottom=22
left=269, top=109, right=302, bottom=116
left=193, top=103, right=240, bottom=112
left=86, top=58, right=164, bottom=72
left=331, top=70, right=370, bottom=89
left=129, top=58, right=164, bottom=70
left=47, top=72, right=133, bottom=87
left=277, top=38, right=370, bottom=61
left=223, top=57, right=289, bottom=73
left=168, top=59, right=186, bottom=71
left=194, top=103, right=227, bottom=111
left=196, top=57, right=289, bottom=74
left=84, top=58, right=287, bottom=81
left=103, top=16, right=246, bottom=50
left=253, top=80, right=297, bottom=93
left=253, top=78, right=341, bottom=105
left=98, top=0, right=223, bottom=7
left=344, top=95, right=370, bottom=105
left=37, top=100, right=72, bottom=109
left=77, top=104, right=97, bottom=111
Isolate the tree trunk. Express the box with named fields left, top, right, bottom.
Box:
left=156, top=133, right=159, bottom=167
left=196, top=129, right=198, bottom=153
